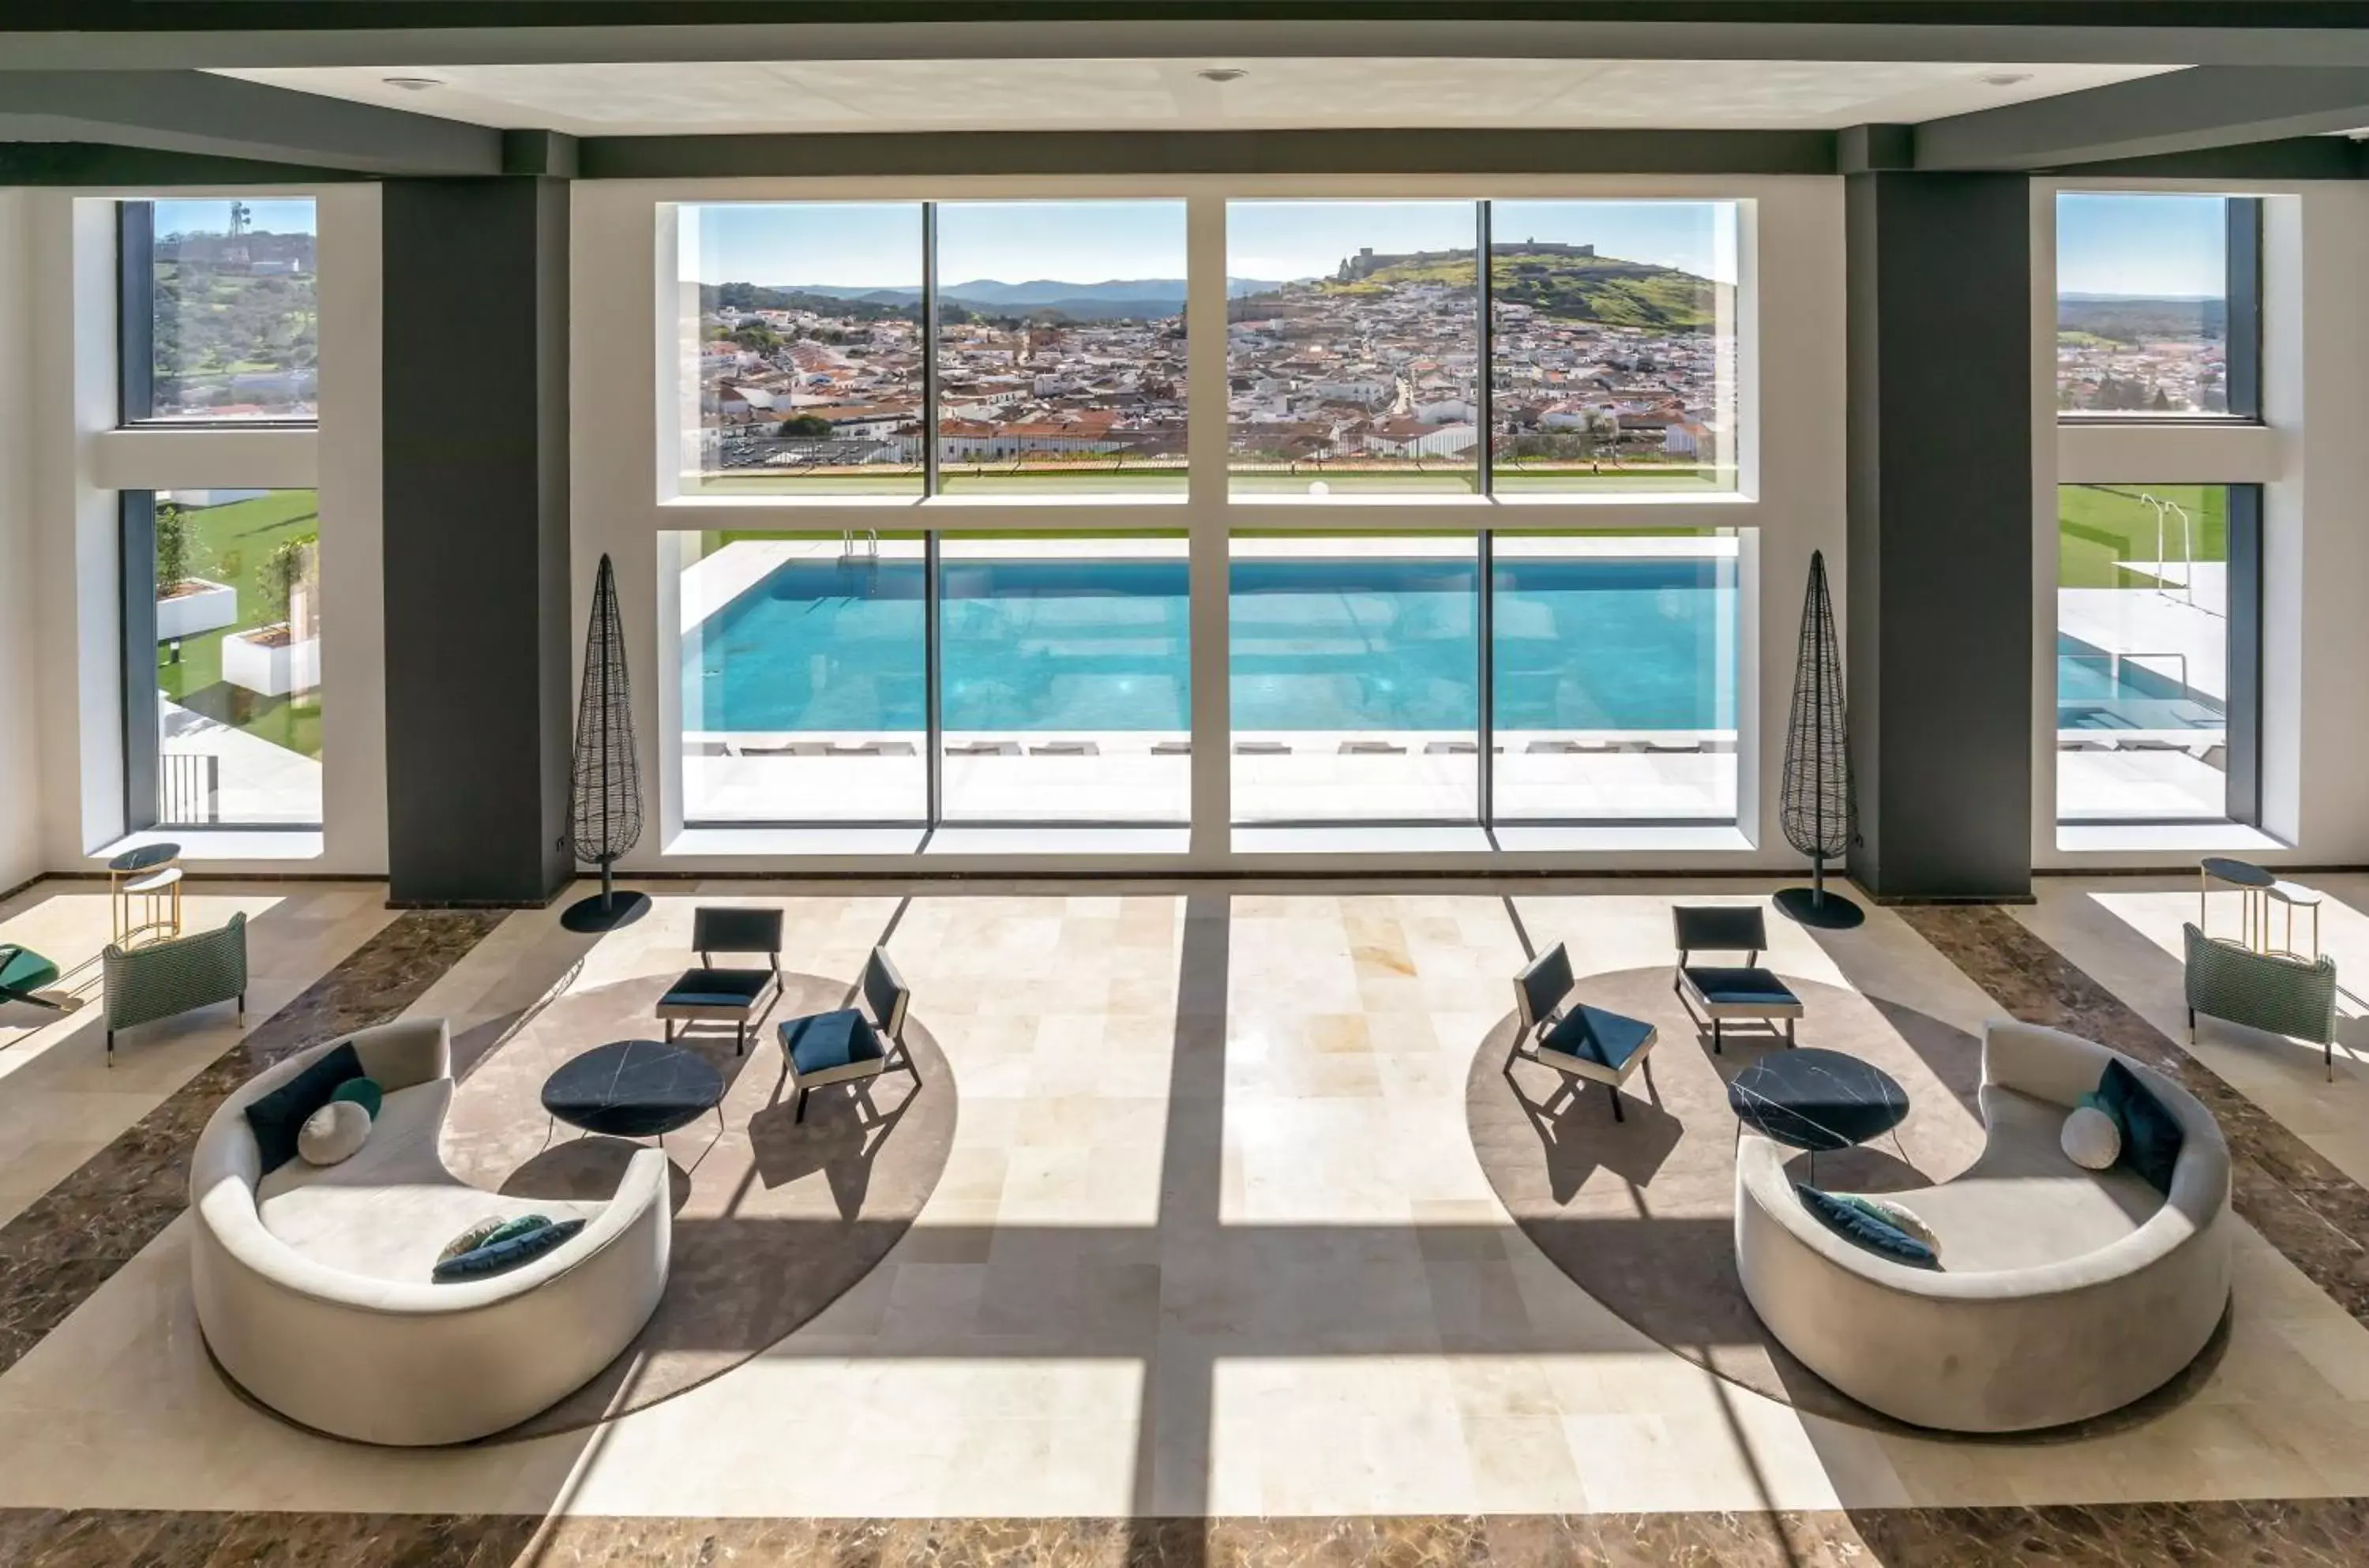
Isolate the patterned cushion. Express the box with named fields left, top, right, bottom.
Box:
left=245, top=1041, right=364, bottom=1175
left=431, top=1218, right=585, bottom=1283
left=1833, top=1193, right=1941, bottom=1258
left=1797, top=1184, right=1939, bottom=1269
left=437, top=1215, right=514, bottom=1264
left=297, top=1100, right=372, bottom=1167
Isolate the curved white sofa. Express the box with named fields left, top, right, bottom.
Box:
left=190, top=1018, right=673, bottom=1446
left=1736, top=1018, right=2231, bottom=1433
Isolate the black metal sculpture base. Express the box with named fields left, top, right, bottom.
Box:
left=561, top=889, right=651, bottom=933
left=1774, top=885, right=1865, bottom=930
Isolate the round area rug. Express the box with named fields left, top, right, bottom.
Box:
left=439, top=970, right=955, bottom=1439
left=1467, top=966, right=2222, bottom=1437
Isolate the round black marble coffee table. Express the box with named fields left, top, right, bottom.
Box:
left=1727, top=1048, right=1909, bottom=1177
left=542, top=1039, right=727, bottom=1142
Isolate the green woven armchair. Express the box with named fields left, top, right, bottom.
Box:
left=103, top=912, right=247, bottom=1066
left=2184, top=921, right=2339, bottom=1076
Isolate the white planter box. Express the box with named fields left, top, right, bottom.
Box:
left=156, top=580, right=236, bottom=641
left=222, top=628, right=321, bottom=698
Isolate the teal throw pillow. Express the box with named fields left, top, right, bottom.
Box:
left=437, top=1215, right=512, bottom=1265
left=329, top=1077, right=383, bottom=1120
left=2096, top=1059, right=2184, bottom=1195
left=1796, top=1184, right=1939, bottom=1269
left=432, top=1218, right=586, bottom=1282
left=243, top=1042, right=365, bottom=1174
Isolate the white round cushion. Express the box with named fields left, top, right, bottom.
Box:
left=298, top=1099, right=372, bottom=1167
left=2061, top=1104, right=2122, bottom=1171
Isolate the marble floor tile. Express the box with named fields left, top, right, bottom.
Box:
left=6, top=878, right=2369, bottom=1540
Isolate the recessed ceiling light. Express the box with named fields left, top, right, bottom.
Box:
left=1980, top=73, right=2033, bottom=88
left=382, top=76, right=445, bottom=92
left=1197, top=67, right=1248, bottom=84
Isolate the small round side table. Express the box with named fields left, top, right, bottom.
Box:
left=107, top=842, right=183, bottom=947
left=2199, top=857, right=2274, bottom=953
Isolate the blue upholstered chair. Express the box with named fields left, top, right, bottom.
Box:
left=778, top=947, right=914, bottom=1123
left=1673, top=906, right=1801, bottom=1053
left=1510, top=941, right=1659, bottom=1122
left=657, top=906, right=783, bottom=1055
left=103, top=912, right=247, bottom=1065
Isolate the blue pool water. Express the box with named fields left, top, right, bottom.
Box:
left=2055, top=632, right=2224, bottom=731
left=685, top=554, right=1745, bottom=734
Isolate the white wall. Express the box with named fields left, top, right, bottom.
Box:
left=571, top=172, right=1848, bottom=874
left=2038, top=178, right=2369, bottom=869
left=0, top=192, right=39, bottom=893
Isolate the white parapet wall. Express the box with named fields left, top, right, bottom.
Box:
left=155, top=580, right=237, bottom=641
left=221, top=628, right=321, bottom=698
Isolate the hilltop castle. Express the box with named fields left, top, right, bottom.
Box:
left=1337, top=240, right=1595, bottom=280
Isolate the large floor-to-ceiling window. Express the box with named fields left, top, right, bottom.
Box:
left=2053, top=192, right=2263, bottom=827
left=115, top=197, right=325, bottom=831
left=661, top=191, right=1748, bottom=834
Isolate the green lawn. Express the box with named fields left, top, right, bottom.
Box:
left=157, top=490, right=323, bottom=760
left=2059, top=484, right=2228, bottom=591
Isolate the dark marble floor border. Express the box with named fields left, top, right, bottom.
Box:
left=1902, top=905, right=2369, bottom=1325
left=0, top=910, right=505, bottom=1373
left=2, top=1501, right=2364, bottom=1567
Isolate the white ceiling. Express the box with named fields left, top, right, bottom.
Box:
left=213, top=58, right=2181, bottom=137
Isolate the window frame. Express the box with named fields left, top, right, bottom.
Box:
left=2050, top=482, right=2262, bottom=830
left=121, top=488, right=328, bottom=834
left=2055, top=193, right=2262, bottom=427
left=666, top=193, right=1745, bottom=505
left=116, top=197, right=320, bottom=431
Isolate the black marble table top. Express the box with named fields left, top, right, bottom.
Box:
left=542, top=1039, right=726, bottom=1139
left=2202, top=855, right=2273, bottom=888
left=1727, top=1047, right=1909, bottom=1154
left=107, top=842, right=179, bottom=873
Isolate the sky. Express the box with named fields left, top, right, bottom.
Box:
left=153, top=198, right=317, bottom=238
left=685, top=197, right=1737, bottom=287
left=2056, top=193, right=2227, bottom=298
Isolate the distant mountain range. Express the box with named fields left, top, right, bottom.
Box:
left=2058, top=294, right=2227, bottom=343
left=721, top=276, right=1289, bottom=321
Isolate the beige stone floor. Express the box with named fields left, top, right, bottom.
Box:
left=2, top=880, right=2368, bottom=1519
left=0, top=879, right=395, bottom=1225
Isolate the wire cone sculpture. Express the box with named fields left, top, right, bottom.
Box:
left=560, top=553, right=650, bottom=932
left=1775, top=550, right=1864, bottom=928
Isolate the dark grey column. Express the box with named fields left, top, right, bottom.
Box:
left=1844, top=171, right=2033, bottom=902
left=382, top=176, right=573, bottom=906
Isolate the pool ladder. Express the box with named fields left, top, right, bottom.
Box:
left=839, top=527, right=879, bottom=564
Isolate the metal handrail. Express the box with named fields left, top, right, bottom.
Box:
left=2062, top=647, right=2193, bottom=700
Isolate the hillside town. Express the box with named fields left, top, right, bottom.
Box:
left=693, top=242, right=1726, bottom=485
left=2055, top=311, right=2225, bottom=414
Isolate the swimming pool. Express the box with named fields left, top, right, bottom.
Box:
left=2055, top=632, right=2225, bottom=732
left=684, top=553, right=1743, bottom=734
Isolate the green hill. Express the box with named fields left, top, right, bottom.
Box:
left=1297, top=248, right=1718, bottom=332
